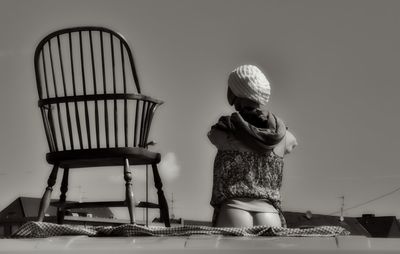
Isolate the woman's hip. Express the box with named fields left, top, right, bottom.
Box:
left=223, top=198, right=279, bottom=213
left=215, top=199, right=282, bottom=227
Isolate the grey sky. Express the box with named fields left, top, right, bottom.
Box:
left=1, top=0, right=400, bottom=221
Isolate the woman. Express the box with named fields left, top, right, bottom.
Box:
left=208, top=65, right=297, bottom=227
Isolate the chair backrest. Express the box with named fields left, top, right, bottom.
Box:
left=34, top=26, right=162, bottom=152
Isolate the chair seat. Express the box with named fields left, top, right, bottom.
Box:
left=46, top=147, right=161, bottom=168
left=50, top=200, right=160, bottom=209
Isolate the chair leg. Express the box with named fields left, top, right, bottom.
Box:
left=151, top=164, right=170, bottom=227
left=124, top=158, right=136, bottom=224
left=37, top=164, right=59, bottom=222
left=57, top=168, right=69, bottom=224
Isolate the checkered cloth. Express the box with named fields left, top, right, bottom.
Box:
left=13, top=222, right=350, bottom=238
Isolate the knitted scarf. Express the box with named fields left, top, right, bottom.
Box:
left=212, top=109, right=286, bottom=151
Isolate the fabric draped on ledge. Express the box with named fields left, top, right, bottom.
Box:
left=12, top=222, right=350, bottom=238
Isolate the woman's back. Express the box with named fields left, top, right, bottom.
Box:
left=208, top=65, right=297, bottom=227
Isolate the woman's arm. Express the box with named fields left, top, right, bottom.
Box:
left=273, top=130, right=298, bottom=157
left=284, top=130, right=298, bottom=155
left=208, top=128, right=229, bottom=149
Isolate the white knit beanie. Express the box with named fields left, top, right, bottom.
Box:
left=228, top=65, right=271, bottom=105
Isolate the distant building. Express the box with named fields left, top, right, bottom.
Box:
left=283, top=211, right=371, bottom=237
left=357, top=214, right=400, bottom=238
left=0, top=197, right=122, bottom=237
left=152, top=217, right=183, bottom=226
left=182, top=219, right=212, bottom=227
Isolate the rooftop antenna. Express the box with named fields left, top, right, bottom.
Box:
left=78, top=185, right=84, bottom=203
left=78, top=185, right=88, bottom=203
left=170, top=192, right=175, bottom=219
left=340, top=196, right=345, bottom=221
left=145, top=141, right=156, bottom=226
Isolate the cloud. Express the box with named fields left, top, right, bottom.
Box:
left=158, top=152, right=181, bottom=181
left=107, top=152, right=181, bottom=183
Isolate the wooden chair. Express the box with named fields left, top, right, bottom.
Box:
left=34, top=26, right=170, bottom=226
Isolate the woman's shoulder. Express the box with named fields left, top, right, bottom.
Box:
left=207, top=114, right=236, bottom=150
left=208, top=127, right=251, bottom=151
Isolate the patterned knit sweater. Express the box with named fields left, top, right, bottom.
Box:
left=210, top=149, right=283, bottom=207
left=210, top=149, right=286, bottom=226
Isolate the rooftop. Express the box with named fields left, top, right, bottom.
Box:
left=1, top=235, right=400, bottom=253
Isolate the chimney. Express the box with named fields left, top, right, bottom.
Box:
left=362, top=214, right=375, bottom=219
